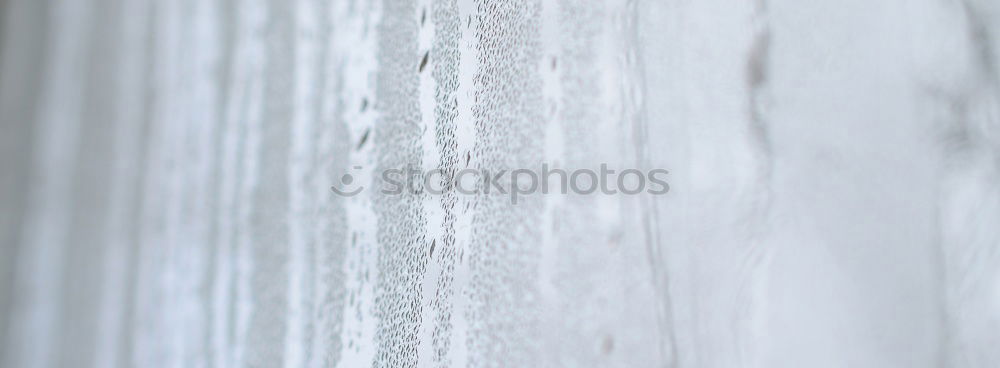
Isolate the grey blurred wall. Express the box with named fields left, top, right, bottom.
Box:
left=1, top=0, right=999, bottom=367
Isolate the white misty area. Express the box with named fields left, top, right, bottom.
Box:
left=1, top=0, right=999, bottom=367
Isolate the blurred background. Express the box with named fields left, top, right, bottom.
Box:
left=2, top=0, right=1000, bottom=367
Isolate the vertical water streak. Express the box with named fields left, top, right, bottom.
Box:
left=372, top=0, right=429, bottom=366
left=427, top=0, right=463, bottom=365
left=284, top=0, right=323, bottom=365
left=330, top=0, right=381, bottom=365
left=464, top=0, right=545, bottom=366
left=241, top=0, right=295, bottom=365
left=2, top=1, right=91, bottom=367
left=93, top=0, right=152, bottom=366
